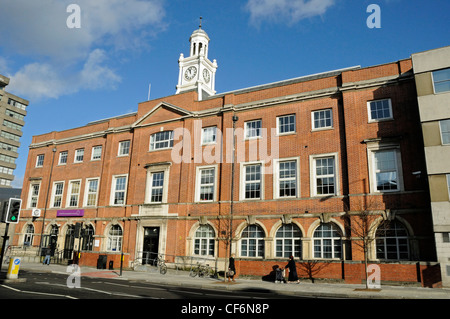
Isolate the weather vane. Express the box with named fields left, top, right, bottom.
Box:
left=199, top=16, right=202, bottom=29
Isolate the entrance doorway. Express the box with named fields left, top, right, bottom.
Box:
left=142, top=227, right=160, bottom=265
left=64, top=225, right=75, bottom=259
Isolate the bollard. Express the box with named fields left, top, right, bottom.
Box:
left=6, top=257, right=21, bottom=280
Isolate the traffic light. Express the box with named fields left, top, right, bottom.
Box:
left=5, top=198, right=21, bottom=224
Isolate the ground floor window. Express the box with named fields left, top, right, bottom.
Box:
left=240, top=224, right=265, bottom=257
left=313, top=223, right=342, bottom=259
left=376, top=220, right=410, bottom=260
left=275, top=223, right=302, bottom=258
left=194, top=225, right=215, bottom=257
left=107, top=225, right=123, bottom=252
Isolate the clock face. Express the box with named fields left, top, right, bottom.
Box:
left=203, top=69, right=211, bottom=83
left=184, top=66, right=197, bottom=81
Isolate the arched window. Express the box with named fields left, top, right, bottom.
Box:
left=24, top=224, right=34, bottom=246
left=376, top=220, right=410, bottom=260
left=194, top=225, right=215, bottom=256
left=240, top=225, right=265, bottom=257
left=81, top=225, right=95, bottom=251
left=313, top=223, right=342, bottom=259
left=275, top=224, right=302, bottom=258
left=107, top=225, right=123, bottom=252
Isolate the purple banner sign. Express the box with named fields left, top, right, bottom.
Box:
left=57, top=209, right=84, bottom=217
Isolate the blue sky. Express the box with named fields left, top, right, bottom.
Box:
left=0, top=0, right=449, bottom=188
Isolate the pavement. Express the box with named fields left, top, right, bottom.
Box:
left=9, top=261, right=450, bottom=299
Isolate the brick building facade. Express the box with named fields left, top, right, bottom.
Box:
left=13, top=27, right=441, bottom=286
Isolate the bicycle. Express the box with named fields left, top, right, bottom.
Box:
left=189, top=262, right=215, bottom=278
left=152, top=254, right=167, bottom=275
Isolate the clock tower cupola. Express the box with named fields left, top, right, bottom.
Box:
left=176, top=18, right=218, bottom=100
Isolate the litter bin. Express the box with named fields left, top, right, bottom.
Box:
left=97, top=255, right=107, bottom=269
left=109, top=260, right=114, bottom=270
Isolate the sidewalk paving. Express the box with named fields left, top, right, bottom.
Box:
left=14, top=261, right=450, bottom=299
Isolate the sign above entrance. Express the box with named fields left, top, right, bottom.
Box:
left=57, top=209, right=84, bottom=217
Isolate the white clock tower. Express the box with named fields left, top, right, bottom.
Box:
left=176, top=19, right=218, bottom=100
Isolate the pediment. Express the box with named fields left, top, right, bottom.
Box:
left=132, top=102, right=193, bottom=128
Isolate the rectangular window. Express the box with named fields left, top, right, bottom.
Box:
left=440, top=119, right=450, bottom=145
left=278, top=160, right=297, bottom=198
left=150, top=131, right=174, bottom=150
left=312, top=109, right=333, bottom=129
left=36, top=154, right=45, bottom=167
left=67, top=180, right=81, bottom=207
left=118, top=140, right=130, bottom=156
left=198, top=167, right=215, bottom=201
left=432, top=68, right=450, bottom=93
left=91, top=146, right=102, bottom=160
left=201, top=126, right=217, bottom=145
left=85, top=178, right=99, bottom=206
left=244, top=164, right=262, bottom=199
left=59, top=151, right=68, bottom=165
left=314, top=157, right=336, bottom=196
left=52, top=182, right=64, bottom=208
left=373, top=150, right=399, bottom=191
left=74, top=149, right=84, bottom=163
left=112, top=175, right=127, bottom=205
left=245, top=119, right=262, bottom=139
left=368, top=99, right=393, bottom=121
left=277, top=114, right=296, bottom=134
left=150, top=172, right=164, bottom=203
left=29, top=183, right=40, bottom=208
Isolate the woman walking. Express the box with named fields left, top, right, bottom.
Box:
left=285, top=255, right=299, bottom=283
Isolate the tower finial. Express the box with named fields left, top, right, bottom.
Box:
left=199, top=16, right=202, bottom=29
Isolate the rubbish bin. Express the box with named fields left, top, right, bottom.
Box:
left=109, top=260, right=114, bottom=270
left=97, top=255, right=107, bottom=269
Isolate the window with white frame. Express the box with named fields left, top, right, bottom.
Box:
left=36, top=154, right=44, bottom=167
left=107, top=225, right=123, bottom=252
left=277, top=159, right=298, bottom=198
left=312, top=156, right=337, bottom=196
left=58, top=151, right=68, bottom=165
left=112, top=175, right=127, bottom=205
left=313, top=223, right=342, bottom=259
left=118, top=140, right=130, bottom=156
left=432, top=68, right=450, bottom=93
left=67, top=180, right=81, bottom=207
left=85, top=178, right=99, bottom=206
left=51, top=182, right=64, bottom=208
left=440, top=119, right=450, bottom=145
left=242, top=163, right=262, bottom=200
left=74, top=148, right=84, bottom=163
left=275, top=224, right=302, bottom=258
left=376, top=220, right=410, bottom=260
left=277, top=114, right=296, bottom=135
left=201, top=126, right=217, bottom=145
left=245, top=119, right=262, bottom=139
left=196, top=166, right=216, bottom=202
left=240, top=225, right=265, bottom=258
left=150, top=131, right=174, bottom=150
left=312, top=109, right=333, bottom=130
left=372, top=149, right=401, bottom=192
left=24, top=224, right=34, bottom=246
left=28, top=183, right=40, bottom=208
left=150, top=171, right=164, bottom=203
left=91, top=146, right=102, bottom=160
left=368, top=99, right=393, bottom=121
left=193, top=225, right=215, bottom=256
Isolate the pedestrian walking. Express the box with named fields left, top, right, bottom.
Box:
left=227, top=254, right=236, bottom=282
left=285, top=255, right=299, bottom=283
left=42, top=246, right=51, bottom=265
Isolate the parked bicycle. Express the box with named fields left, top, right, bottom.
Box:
left=189, top=262, right=215, bottom=278
left=152, top=254, right=167, bottom=275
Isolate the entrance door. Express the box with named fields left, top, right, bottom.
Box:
left=142, top=227, right=160, bottom=265
left=64, top=225, right=75, bottom=259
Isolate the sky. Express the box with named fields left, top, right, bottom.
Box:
left=0, top=0, right=449, bottom=188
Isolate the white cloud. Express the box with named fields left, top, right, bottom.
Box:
left=0, top=0, right=166, bottom=100
left=245, top=0, right=336, bottom=26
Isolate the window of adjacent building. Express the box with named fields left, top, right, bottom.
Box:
left=7, top=98, right=26, bottom=110
left=313, top=223, right=342, bottom=259
left=107, top=225, right=123, bottom=252
left=447, top=174, right=450, bottom=200
left=432, top=68, right=450, bottom=93
left=59, top=151, right=68, bottom=165
left=5, top=109, right=25, bottom=121
left=74, top=149, right=84, bottom=163
left=150, top=131, right=174, bottom=150
left=312, top=156, right=336, bottom=196
left=242, top=163, right=262, bottom=200
left=0, top=178, right=11, bottom=186
left=193, top=225, right=215, bottom=257
left=442, top=232, right=450, bottom=243
left=51, top=182, right=64, bottom=208
left=440, top=119, right=450, bottom=145
left=240, top=224, right=265, bottom=258
left=28, top=183, right=40, bottom=208
left=85, top=178, right=99, bottom=207
left=312, top=109, right=333, bottom=130
left=0, top=166, right=13, bottom=175
left=201, top=126, right=217, bottom=145
left=112, top=175, right=127, bottom=205
left=1, top=130, right=20, bottom=142
left=196, top=166, right=216, bottom=202
left=3, top=120, right=23, bottom=131
left=376, top=220, right=410, bottom=260
left=275, top=224, right=302, bottom=258
left=150, top=171, right=164, bottom=203
left=244, top=119, right=262, bottom=139
left=0, top=154, right=16, bottom=164
left=36, top=154, right=44, bottom=167
left=67, top=180, right=81, bottom=207
left=118, top=140, right=130, bottom=156
left=368, top=99, right=393, bottom=122
left=276, top=159, right=298, bottom=198
left=0, top=142, right=18, bottom=152
left=91, top=146, right=102, bottom=160
left=277, top=114, right=296, bottom=135
left=24, top=224, right=34, bottom=246
left=373, top=150, right=400, bottom=192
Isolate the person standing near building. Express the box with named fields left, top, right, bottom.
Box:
left=228, top=254, right=236, bottom=282
left=42, top=246, right=51, bottom=265
left=285, top=255, right=299, bottom=283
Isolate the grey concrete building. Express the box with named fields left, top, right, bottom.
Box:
left=412, top=46, right=450, bottom=287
